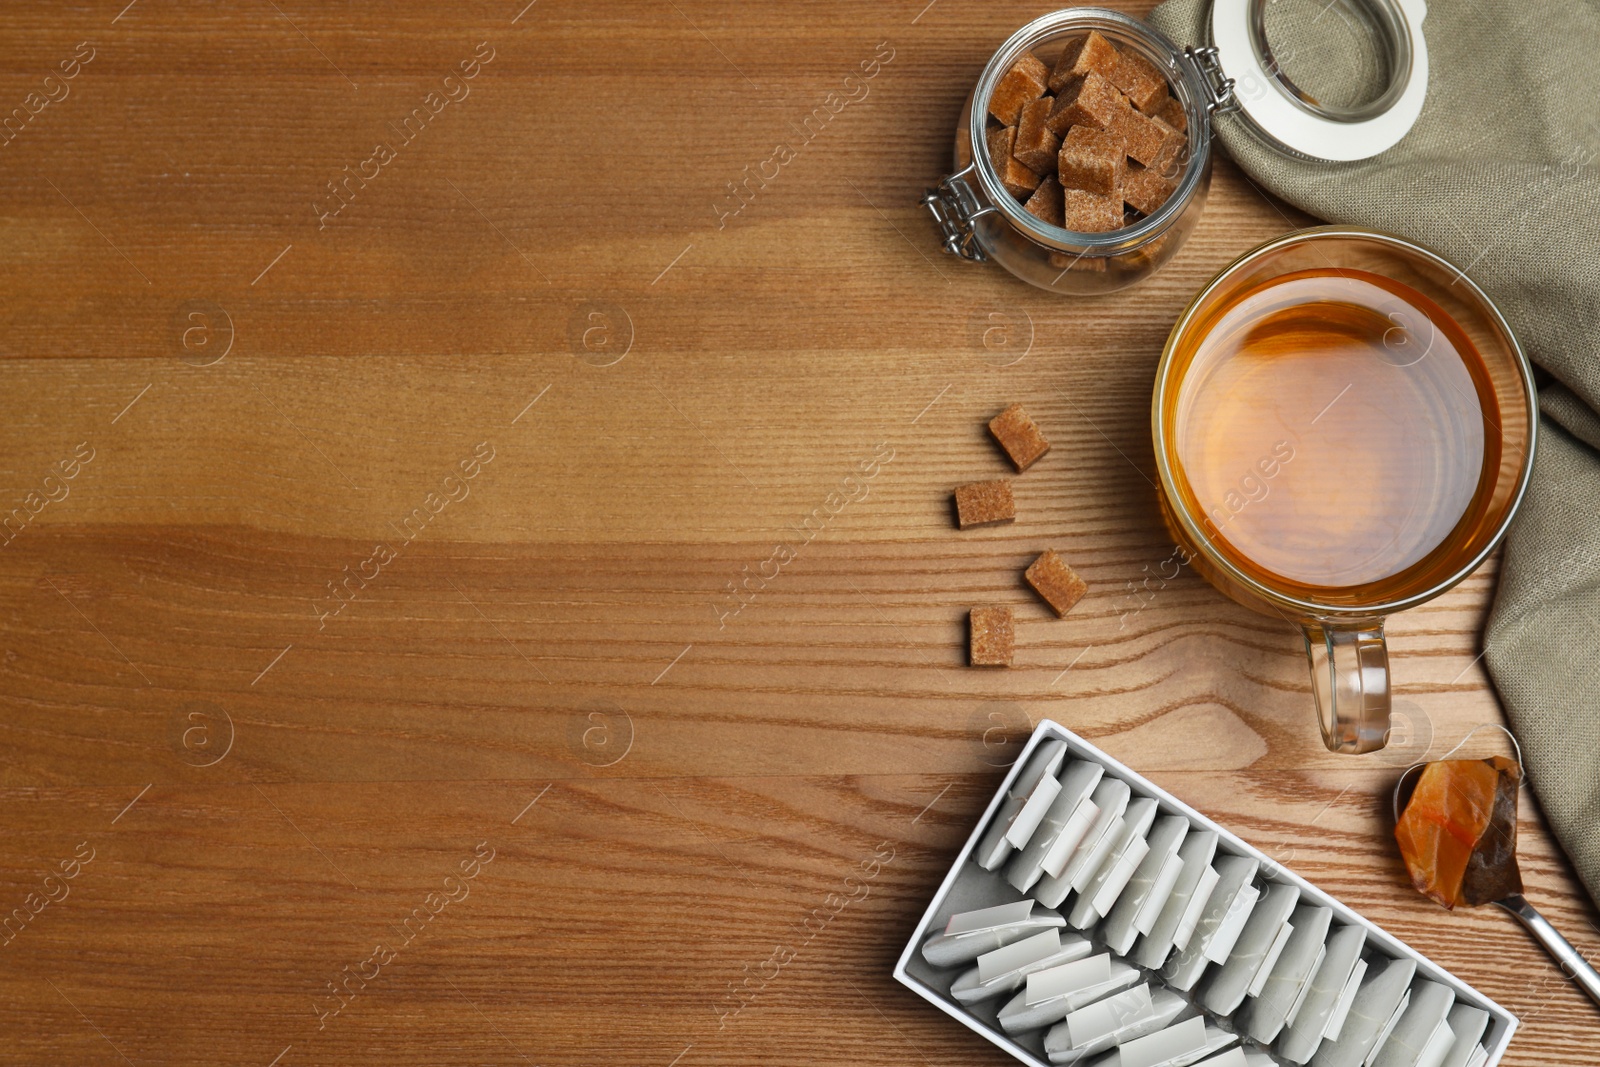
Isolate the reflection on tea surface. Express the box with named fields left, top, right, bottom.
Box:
left=1171, top=268, right=1500, bottom=599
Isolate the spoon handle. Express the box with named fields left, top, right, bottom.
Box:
left=1496, top=894, right=1600, bottom=1011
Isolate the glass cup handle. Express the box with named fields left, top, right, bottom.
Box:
left=1301, top=621, right=1391, bottom=754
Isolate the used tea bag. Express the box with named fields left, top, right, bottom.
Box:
left=1393, top=747, right=1600, bottom=1010
left=1393, top=756, right=1520, bottom=908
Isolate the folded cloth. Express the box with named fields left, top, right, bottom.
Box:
left=1149, top=0, right=1600, bottom=908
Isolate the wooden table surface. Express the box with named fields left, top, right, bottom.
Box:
left=2, top=1, right=1597, bottom=1064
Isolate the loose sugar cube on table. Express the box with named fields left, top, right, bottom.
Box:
left=969, top=606, right=1016, bottom=667
left=954, top=479, right=1016, bottom=528
left=989, top=403, right=1052, bottom=471
left=1026, top=549, right=1088, bottom=616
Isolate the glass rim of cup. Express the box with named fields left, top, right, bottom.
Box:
left=1150, top=224, right=1540, bottom=619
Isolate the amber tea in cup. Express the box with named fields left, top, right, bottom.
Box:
left=1153, top=228, right=1536, bottom=754
left=1170, top=267, right=1501, bottom=600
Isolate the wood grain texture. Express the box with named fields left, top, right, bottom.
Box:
left=1, top=1, right=1597, bottom=1064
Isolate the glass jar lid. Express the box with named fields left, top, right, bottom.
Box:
left=1209, top=0, right=1427, bottom=161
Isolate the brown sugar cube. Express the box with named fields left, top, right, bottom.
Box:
left=953, top=479, right=1016, bottom=528
left=1062, top=187, right=1123, bottom=232
left=1140, top=231, right=1172, bottom=264
left=1123, top=161, right=1177, bottom=215
left=1058, top=124, right=1126, bottom=196
left=986, top=123, right=1011, bottom=161
left=1154, top=94, right=1187, bottom=134
left=999, top=159, right=1042, bottom=199
left=1109, top=49, right=1169, bottom=114
left=1014, top=98, right=1061, bottom=173
left=1023, top=176, right=1065, bottom=226
left=1048, top=30, right=1120, bottom=92
left=1045, top=71, right=1128, bottom=135
left=1116, top=231, right=1170, bottom=273
left=986, top=125, right=1043, bottom=200
left=1147, top=120, right=1188, bottom=180
left=969, top=606, right=1015, bottom=667
left=1049, top=250, right=1108, bottom=272
left=1110, top=105, right=1179, bottom=169
left=988, top=403, right=1051, bottom=471
left=988, top=51, right=1049, bottom=126
left=1002, top=158, right=1044, bottom=199
left=1025, top=550, right=1088, bottom=616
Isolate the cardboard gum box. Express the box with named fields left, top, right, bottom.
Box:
left=893, top=720, right=1518, bottom=1066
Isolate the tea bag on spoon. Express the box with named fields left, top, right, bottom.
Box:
left=1393, top=749, right=1600, bottom=1010
left=1393, top=755, right=1521, bottom=910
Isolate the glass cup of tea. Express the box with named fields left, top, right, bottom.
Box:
left=1152, top=227, right=1538, bottom=754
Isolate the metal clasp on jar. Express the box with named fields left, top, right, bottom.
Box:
left=1183, top=46, right=1239, bottom=115
left=921, top=161, right=998, bottom=262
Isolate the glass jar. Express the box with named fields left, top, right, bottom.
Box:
left=924, top=1, right=1428, bottom=294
